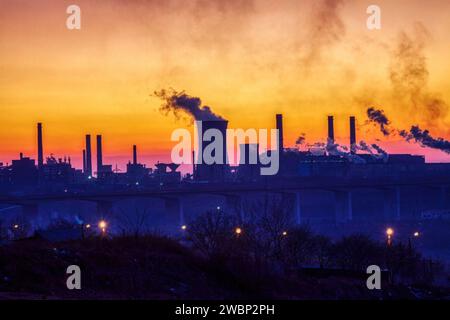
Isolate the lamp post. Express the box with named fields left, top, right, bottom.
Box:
left=98, top=220, right=107, bottom=237
left=386, top=227, right=394, bottom=246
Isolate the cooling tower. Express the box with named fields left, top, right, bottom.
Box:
left=195, top=120, right=228, bottom=181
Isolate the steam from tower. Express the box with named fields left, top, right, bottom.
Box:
left=155, top=89, right=225, bottom=122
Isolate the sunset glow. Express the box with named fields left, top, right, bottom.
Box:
left=1, top=0, right=450, bottom=172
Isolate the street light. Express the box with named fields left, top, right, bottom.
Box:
left=282, top=231, right=288, bottom=236
left=413, top=231, right=420, bottom=237
left=386, top=227, right=394, bottom=237
left=386, top=227, right=394, bottom=246
left=98, top=220, right=107, bottom=235
left=181, top=225, right=187, bottom=231
left=235, top=227, right=242, bottom=235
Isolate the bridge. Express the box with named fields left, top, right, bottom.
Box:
left=1, top=175, right=449, bottom=227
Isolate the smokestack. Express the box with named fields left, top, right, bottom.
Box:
left=96, top=135, right=103, bottom=174
left=349, top=116, right=356, bottom=153
left=192, top=150, right=196, bottom=177
left=133, top=145, right=137, bottom=165
left=85, top=135, right=92, bottom=176
left=37, top=123, right=43, bottom=168
left=276, top=114, right=284, bottom=152
left=327, top=116, right=335, bottom=143
left=82, top=149, right=86, bottom=173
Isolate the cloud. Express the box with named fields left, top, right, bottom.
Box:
left=154, top=88, right=225, bottom=122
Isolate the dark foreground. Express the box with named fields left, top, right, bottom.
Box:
left=0, top=235, right=449, bottom=300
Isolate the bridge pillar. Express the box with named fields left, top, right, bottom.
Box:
left=179, top=198, right=185, bottom=225
left=334, top=190, right=352, bottom=223
left=22, top=203, right=38, bottom=219
left=383, top=187, right=401, bottom=221
left=164, top=197, right=184, bottom=227
left=440, top=186, right=447, bottom=209
left=96, top=200, right=114, bottom=219
left=224, top=195, right=244, bottom=221
left=295, top=191, right=302, bottom=225
left=395, top=187, right=401, bottom=220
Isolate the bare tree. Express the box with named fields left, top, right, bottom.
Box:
left=186, top=209, right=238, bottom=261
left=115, top=206, right=152, bottom=237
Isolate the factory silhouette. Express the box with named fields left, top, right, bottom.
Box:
left=0, top=114, right=450, bottom=237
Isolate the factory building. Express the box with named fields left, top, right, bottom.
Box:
left=0, top=115, right=449, bottom=192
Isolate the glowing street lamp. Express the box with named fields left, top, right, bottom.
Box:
left=85, top=224, right=91, bottom=229
left=13, top=224, right=19, bottom=229
left=386, top=228, right=394, bottom=237
left=181, top=225, right=187, bottom=231
left=413, top=231, right=420, bottom=238
left=386, top=227, right=394, bottom=246
left=98, top=220, right=107, bottom=235
left=282, top=231, right=288, bottom=237
left=235, top=227, right=242, bottom=235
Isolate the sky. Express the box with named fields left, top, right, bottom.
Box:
left=1, top=0, right=450, bottom=172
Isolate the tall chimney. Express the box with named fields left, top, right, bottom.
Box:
left=192, top=150, right=196, bottom=177
left=349, top=116, right=356, bottom=153
left=327, top=116, right=335, bottom=143
left=82, top=149, right=86, bottom=173
left=133, top=145, right=137, bottom=165
left=37, top=123, right=43, bottom=168
left=276, top=114, right=284, bottom=152
left=96, top=135, right=103, bottom=174
left=85, top=135, right=92, bottom=176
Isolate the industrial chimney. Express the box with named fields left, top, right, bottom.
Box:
left=349, top=116, right=356, bottom=154
left=133, top=145, right=137, bottom=165
left=327, top=116, right=334, bottom=143
left=37, top=123, right=43, bottom=168
left=85, top=134, right=92, bottom=176
left=82, top=149, right=86, bottom=173
left=96, top=135, right=103, bottom=174
left=276, top=114, right=284, bottom=152
left=192, top=150, right=196, bottom=177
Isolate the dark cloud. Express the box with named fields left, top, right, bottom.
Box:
left=155, top=89, right=225, bottom=122
left=366, top=107, right=391, bottom=136
left=295, top=133, right=306, bottom=146
left=389, top=23, right=449, bottom=124
left=365, top=107, right=450, bottom=154
left=302, top=0, right=346, bottom=66
left=399, top=126, right=450, bottom=154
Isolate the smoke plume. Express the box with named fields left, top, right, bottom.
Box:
left=399, top=126, right=450, bottom=154
left=303, top=0, right=346, bottom=66
left=366, top=107, right=450, bottom=154
left=353, top=141, right=385, bottom=161
left=155, top=89, right=225, bottom=122
left=371, top=143, right=388, bottom=161
left=325, top=138, right=365, bottom=163
left=295, top=133, right=306, bottom=146
left=389, top=23, right=449, bottom=125
left=366, top=107, right=391, bottom=136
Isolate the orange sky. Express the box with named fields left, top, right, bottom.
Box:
left=1, top=0, right=450, bottom=171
